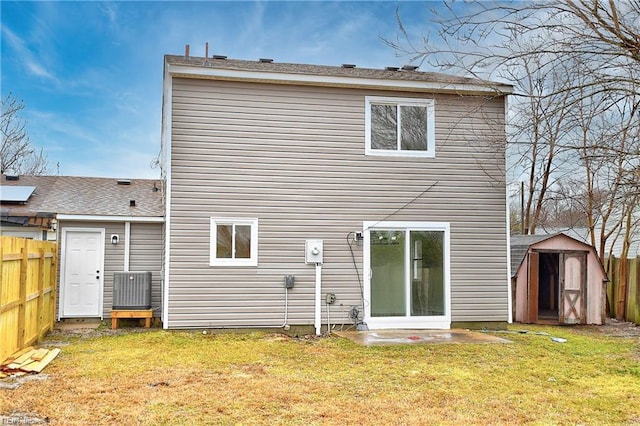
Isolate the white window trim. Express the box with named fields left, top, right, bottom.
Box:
left=363, top=221, right=451, bottom=330
left=210, top=218, right=258, bottom=266
left=365, top=96, right=436, bottom=158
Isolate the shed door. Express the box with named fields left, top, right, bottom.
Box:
left=527, top=252, right=539, bottom=323
left=559, top=252, right=587, bottom=324
left=61, top=230, right=104, bottom=317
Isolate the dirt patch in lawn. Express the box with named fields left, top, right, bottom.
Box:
left=576, top=318, right=640, bottom=339
left=49, top=321, right=154, bottom=339
left=576, top=318, right=640, bottom=361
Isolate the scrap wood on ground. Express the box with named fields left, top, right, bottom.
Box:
left=0, top=346, right=61, bottom=378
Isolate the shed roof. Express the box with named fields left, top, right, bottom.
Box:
left=164, top=54, right=514, bottom=94
left=510, top=234, right=560, bottom=276
left=510, top=233, right=609, bottom=279
left=510, top=233, right=608, bottom=283
left=1, top=175, right=163, bottom=223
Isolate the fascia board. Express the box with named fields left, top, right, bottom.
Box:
left=56, top=214, right=164, bottom=223
left=167, top=64, right=513, bottom=95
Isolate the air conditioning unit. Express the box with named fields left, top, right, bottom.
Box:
left=113, top=272, right=152, bottom=310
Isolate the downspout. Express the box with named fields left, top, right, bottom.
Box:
left=124, top=221, right=131, bottom=272
left=505, top=94, right=513, bottom=324
left=161, top=56, right=173, bottom=329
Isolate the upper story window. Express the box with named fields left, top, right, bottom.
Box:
left=365, top=96, right=435, bottom=158
left=210, top=218, right=258, bottom=266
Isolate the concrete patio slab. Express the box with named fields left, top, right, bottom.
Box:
left=55, top=319, right=101, bottom=331
left=333, top=329, right=511, bottom=346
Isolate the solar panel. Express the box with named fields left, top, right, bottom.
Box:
left=0, top=186, right=36, bottom=202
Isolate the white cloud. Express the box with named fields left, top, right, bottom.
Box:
left=63, top=147, right=160, bottom=179
left=27, top=109, right=104, bottom=147
left=25, top=60, right=56, bottom=80
left=27, top=106, right=161, bottom=179
left=1, top=23, right=59, bottom=83
left=101, top=2, right=118, bottom=27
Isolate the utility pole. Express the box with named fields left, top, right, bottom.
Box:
left=520, top=181, right=525, bottom=235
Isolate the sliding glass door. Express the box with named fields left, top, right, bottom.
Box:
left=370, top=230, right=406, bottom=316
left=365, top=222, right=450, bottom=329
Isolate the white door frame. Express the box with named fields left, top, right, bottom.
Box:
left=59, top=227, right=105, bottom=320
left=363, top=221, right=451, bottom=329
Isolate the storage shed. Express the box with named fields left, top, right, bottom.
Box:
left=511, top=233, right=608, bottom=325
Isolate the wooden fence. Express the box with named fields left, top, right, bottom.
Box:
left=606, top=256, right=640, bottom=325
left=0, top=236, right=58, bottom=363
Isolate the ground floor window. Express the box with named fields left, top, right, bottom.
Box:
left=210, top=218, right=258, bottom=266
left=363, top=221, right=450, bottom=329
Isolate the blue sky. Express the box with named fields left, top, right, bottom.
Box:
left=1, top=1, right=443, bottom=178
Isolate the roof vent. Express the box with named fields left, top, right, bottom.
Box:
left=130, top=200, right=136, bottom=207
left=5, top=175, right=19, bottom=181
left=401, top=65, right=419, bottom=71
left=259, top=58, right=273, bottom=63
left=203, top=42, right=210, bottom=65
left=385, top=66, right=400, bottom=72
left=213, top=55, right=227, bottom=60
left=342, top=64, right=356, bottom=69
left=117, top=179, right=131, bottom=185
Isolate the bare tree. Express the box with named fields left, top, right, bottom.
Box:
left=548, top=90, right=640, bottom=258
left=391, top=1, right=639, bottom=97
left=1, top=93, right=50, bottom=175
left=389, top=1, right=639, bottom=252
left=507, top=51, right=577, bottom=234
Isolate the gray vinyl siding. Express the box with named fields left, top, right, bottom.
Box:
left=168, top=78, right=509, bottom=328
left=58, top=221, right=163, bottom=319
left=129, top=223, right=163, bottom=317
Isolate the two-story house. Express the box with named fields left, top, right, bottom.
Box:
left=160, top=52, right=513, bottom=332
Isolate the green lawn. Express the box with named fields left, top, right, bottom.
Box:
left=1, top=325, right=639, bottom=425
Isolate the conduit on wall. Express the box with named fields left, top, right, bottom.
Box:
left=305, top=240, right=324, bottom=336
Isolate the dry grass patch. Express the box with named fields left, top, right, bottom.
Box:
left=1, top=326, right=639, bottom=425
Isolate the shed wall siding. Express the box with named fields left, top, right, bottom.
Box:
left=530, top=236, right=606, bottom=324
left=167, top=78, right=509, bottom=328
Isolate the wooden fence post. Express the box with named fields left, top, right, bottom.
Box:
left=617, top=257, right=628, bottom=321
left=50, top=248, right=58, bottom=329
left=628, top=258, right=640, bottom=324
left=0, top=241, right=3, bottom=330
left=17, top=246, right=28, bottom=349
left=37, top=248, right=46, bottom=340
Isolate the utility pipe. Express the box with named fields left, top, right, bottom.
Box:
left=315, top=263, right=322, bottom=335
left=279, top=286, right=289, bottom=329
left=327, top=300, right=331, bottom=334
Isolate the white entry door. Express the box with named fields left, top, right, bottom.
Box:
left=61, top=229, right=104, bottom=317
